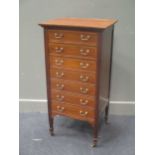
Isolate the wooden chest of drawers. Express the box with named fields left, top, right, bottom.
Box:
left=39, top=18, right=117, bottom=147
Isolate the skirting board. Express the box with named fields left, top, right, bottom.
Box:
left=19, top=98, right=135, bottom=115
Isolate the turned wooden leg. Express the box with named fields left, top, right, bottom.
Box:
left=91, top=124, right=98, bottom=147
left=104, top=104, right=110, bottom=125
left=49, top=117, right=54, bottom=136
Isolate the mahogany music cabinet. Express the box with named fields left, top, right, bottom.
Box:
left=39, top=18, right=117, bottom=147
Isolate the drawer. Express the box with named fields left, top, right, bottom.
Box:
left=51, top=90, right=96, bottom=108
left=50, top=68, right=96, bottom=84
left=49, top=43, right=97, bottom=59
left=50, top=56, right=96, bottom=71
left=51, top=79, right=96, bottom=96
left=52, top=102, right=95, bottom=122
left=48, top=30, right=98, bottom=46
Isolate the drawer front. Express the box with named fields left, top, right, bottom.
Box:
left=52, top=102, right=95, bottom=122
left=49, top=43, right=97, bottom=59
left=51, top=79, right=96, bottom=96
left=50, top=56, right=96, bottom=71
left=51, top=90, right=96, bottom=108
left=50, top=68, right=96, bottom=84
left=48, top=30, right=98, bottom=46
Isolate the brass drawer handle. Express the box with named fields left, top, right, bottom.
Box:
left=56, top=95, right=64, bottom=102
left=57, top=106, right=64, bottom=112
left=80, top=34, right=91, bottom=41
left=56, top=72, right=64, bottom=78
left=80, top=87, right=89, bottom=94
left=80, top=62, right=89, bottom=69
left=80, top=49, right=90, bottom=56
left=55, top=59, right=64, bottom=66
left=79, top=110, right=88, bottom=116
left=55, top=47, right=64, bottom=53
left=80, top=75, right=89, bottom=82
left=80, top=99, right=88, bottom=105
left=56, top=84, right=64, bottom=90
left=54, top=33, right=64, bottom=39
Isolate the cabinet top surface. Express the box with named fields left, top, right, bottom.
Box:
left=39, top=18, right=117, bottom=29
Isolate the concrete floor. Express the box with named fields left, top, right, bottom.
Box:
left=19, top=113, right=135, bottom=155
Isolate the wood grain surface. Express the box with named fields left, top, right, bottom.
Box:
left=51, top=90, right=96, bottom=108
left=39, top=18, right=117, bottom=29
left=49, top=43, right=98, bottom=60
left=50, top=67, right=96, bottom=84
left=48, top=29, right=98, bottom=46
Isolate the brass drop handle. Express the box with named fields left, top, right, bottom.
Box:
left=79, top=111, right=88, bottom=116
left=80, top=62, right=89, bottom=69
left=56, top=95, right=64, bottom=102
left=80, top=75, right=89, bottom=82
left=80, top=99, right=88, bottom=105
left=57, top=106, right=65, bottom=112
left=80, top=49, right=90, bottom=56
left=54, top=33, right=64, bottom=39
left=56, top=72, right=64, bottom=78
left=80, top=34, right=91, bottom=41
left=55, top=47, right=64, bottom=53
left=55, top=59, right=64, bottom=66
left=56, top=84, right=64, bottom=90
left=80, top=87, right=89, bottom=94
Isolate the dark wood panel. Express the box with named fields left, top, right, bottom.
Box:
left=50, top=68, right=96, bottom=84
left=51, top=90, right=96, bottom=108
left=43, top=28, right=54, bottom=133
left=49, top=43, right=97, bottom=60
left=51, top=102, right=95, bottom=124
left=99, top=26, right=114, bottom=117
left=48, top=30, right=98, bottom=46
left=51, top=79, right=96, bottom=96
left=50, top=56, right=97, bottom=72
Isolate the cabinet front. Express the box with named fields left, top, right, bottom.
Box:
left=47, top=29, right=99, bottom=123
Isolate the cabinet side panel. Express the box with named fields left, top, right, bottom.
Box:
left=44, top=28, right=52, bottom=118
left=99, top=26, right=114, bottom=115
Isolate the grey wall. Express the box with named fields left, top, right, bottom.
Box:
left=20, top=0, right=135, bottom=106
